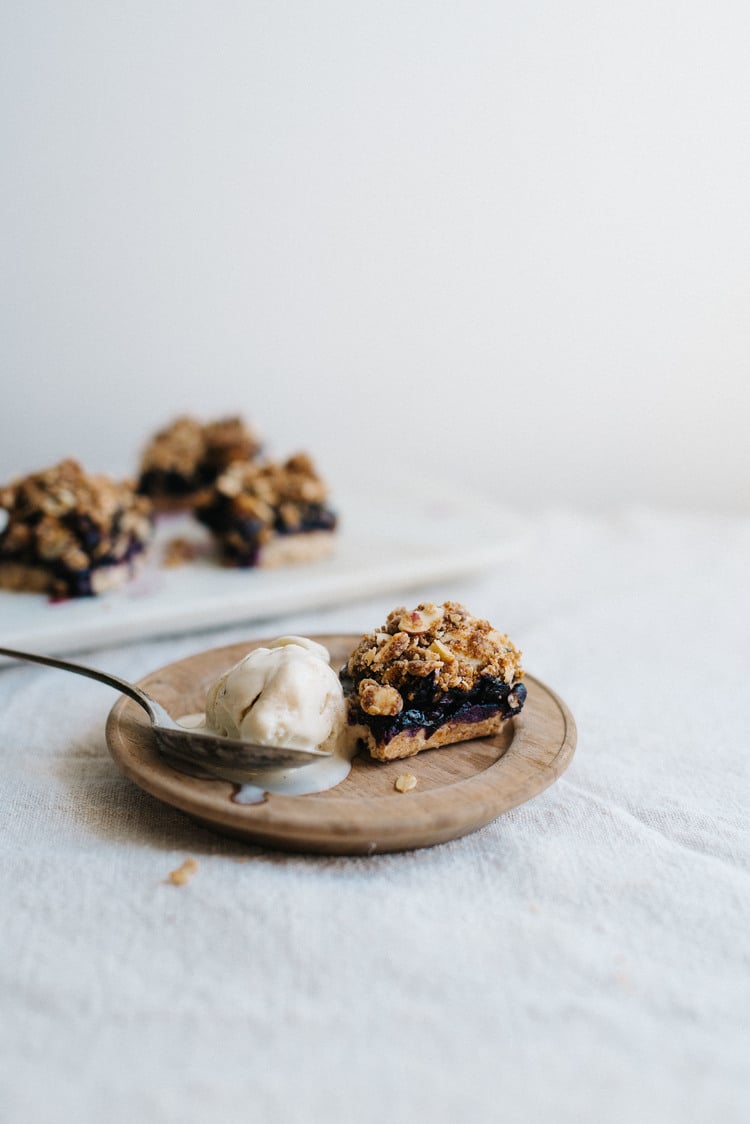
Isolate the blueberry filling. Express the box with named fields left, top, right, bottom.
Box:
left=274, top=504, right=337, bottom=535
left=343, top=671, right=527, bottom=745
left=71, top=513, right=102, bottom=553
left=138, top=466, right=215, bottom=498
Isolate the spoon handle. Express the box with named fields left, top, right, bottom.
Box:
left=0, top=645, right=165, bottom=724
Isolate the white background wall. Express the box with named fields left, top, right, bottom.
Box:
left=1, top=1, right=748, bottom=509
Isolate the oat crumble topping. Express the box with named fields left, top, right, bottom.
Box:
left=138, top=415, right=261, bottom=481
left=213, top=452, right=327, bottom=510
left=140, top=416, right=204, bottom=477
left=346, top=601, right=524, bottom=714
left=201, top=417, right=260, bottom=468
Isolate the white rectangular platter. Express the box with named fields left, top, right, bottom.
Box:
left=0, top=487, right=526, bottom=656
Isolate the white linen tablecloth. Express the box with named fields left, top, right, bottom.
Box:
left=1, top=510, right=748, bottom=1123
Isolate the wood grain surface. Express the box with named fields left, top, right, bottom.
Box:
left=105, top=635, right=577, bottom=855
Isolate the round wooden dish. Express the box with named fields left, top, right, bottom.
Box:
left=106, top=635, right=576, bottom=855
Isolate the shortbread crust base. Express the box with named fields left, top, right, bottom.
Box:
left=253, top=531, right=334, bottom=569
left=353, top=713, right=505, bottom=762
left=0, top=557, right=143, bottom=597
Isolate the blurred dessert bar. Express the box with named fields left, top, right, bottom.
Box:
left=137, top=415, right=261, bottom=511
left=195, top=453, right=336, bottom=567
left=0, top=459, right=153, bottom=597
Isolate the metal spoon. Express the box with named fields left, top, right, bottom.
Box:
left=0, top=645, right=333, bottom=777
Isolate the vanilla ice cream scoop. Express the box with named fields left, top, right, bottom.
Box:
left=205, top=636, right=346, bottom=754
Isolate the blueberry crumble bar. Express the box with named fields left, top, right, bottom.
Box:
left=342, top=601, right=526, bottom=761
left=0, top=459, right=153, bottom=597
left=195, top=453, right=336, bottom=567
left=137, top=415, right=261, bottom=511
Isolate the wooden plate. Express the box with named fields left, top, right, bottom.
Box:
left=105, top=635, right=577, bottom=855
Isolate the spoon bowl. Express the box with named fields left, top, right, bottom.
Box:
left=0, top=646, right=333, bottom=777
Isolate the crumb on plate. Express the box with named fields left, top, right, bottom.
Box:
left=395, top=773, right=418, bottom=793
left=162, top=537, right=199, bottom=567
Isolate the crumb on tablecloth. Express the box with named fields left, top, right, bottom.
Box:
left=166, top=858, right=199, bottom=885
